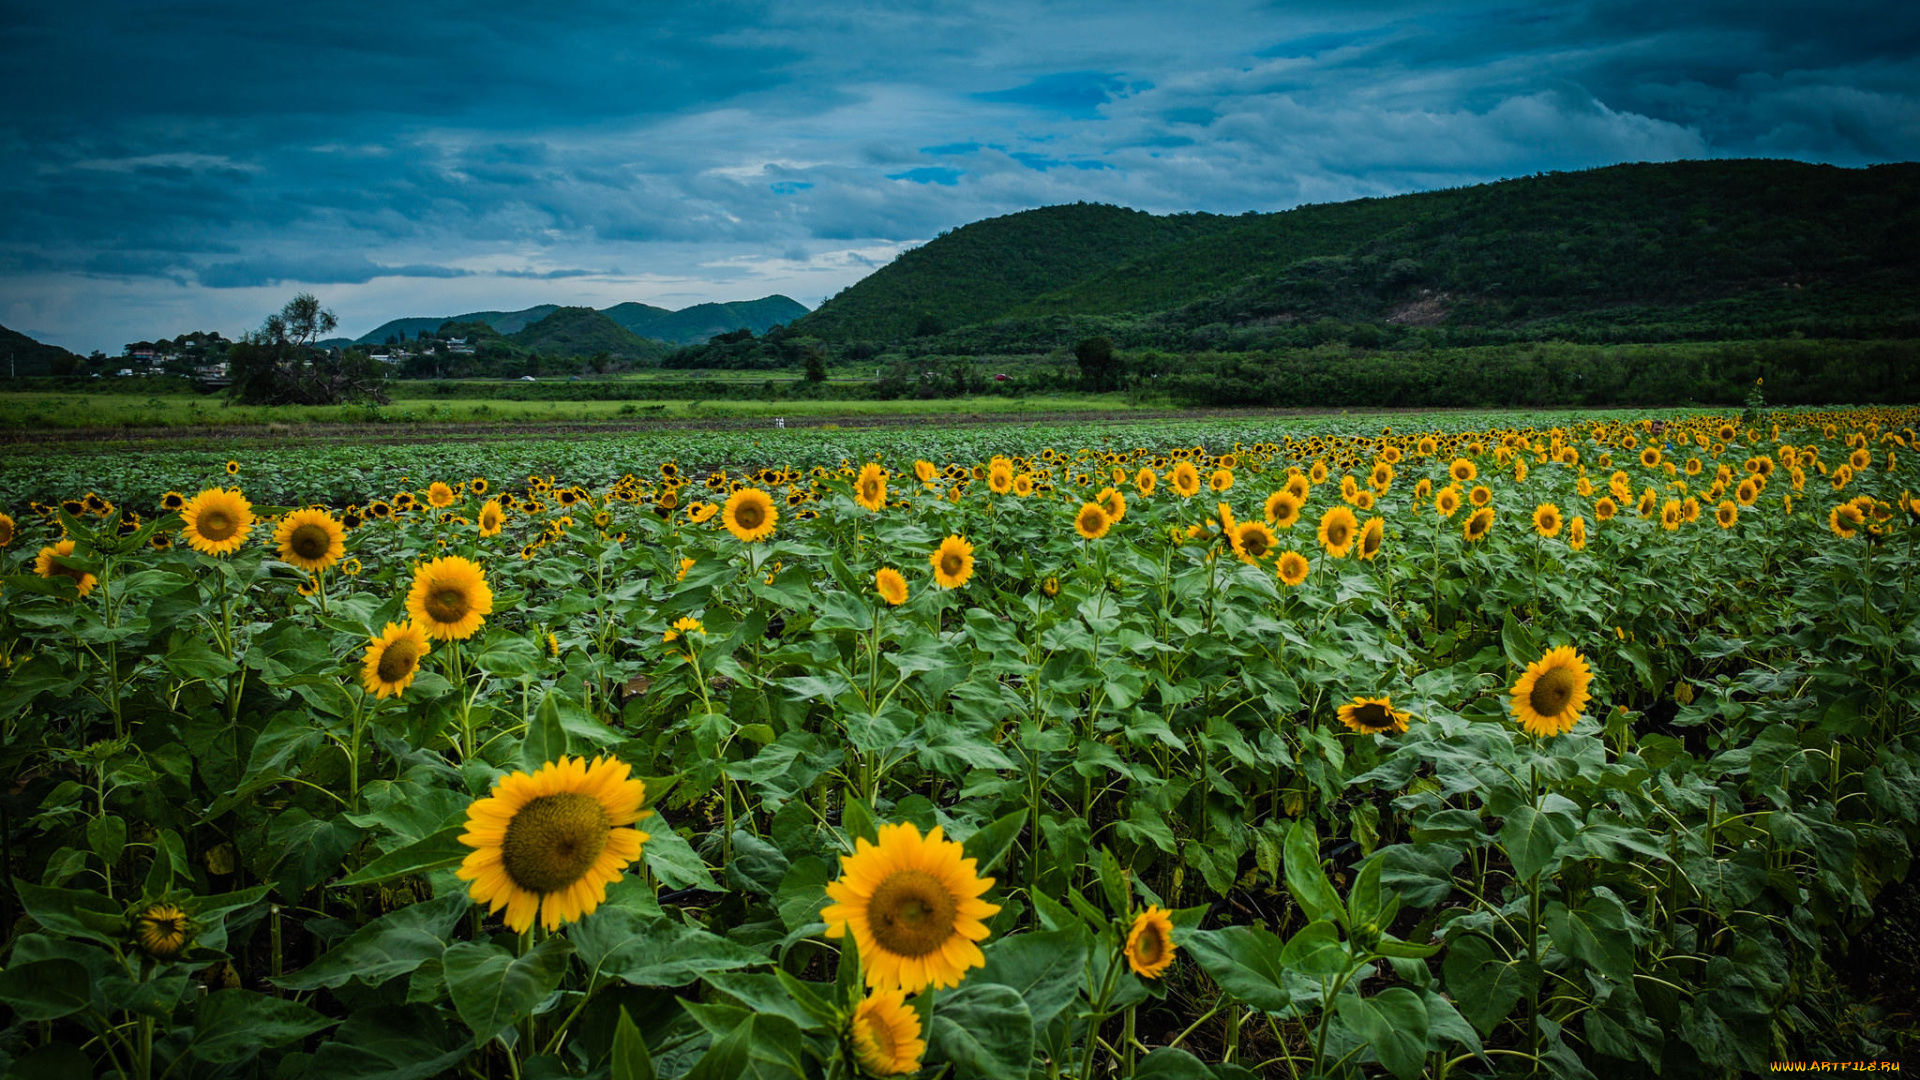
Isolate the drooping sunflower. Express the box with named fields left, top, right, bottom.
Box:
left=274, top=508, right=345, bottom=572
left=1463, top=506, right=1494, bottom=542
left=875, top=567, right=908, bottom=607
left=856, top=464, right=889, bottom=512
left=930, top=535, right=974, bottom=589
left=406, top=555, right=493, bottom=640
left=687, top=501, right=720, bottom=524
left=0, top=513, right=13, bottom=548
left=477, top=499, right=506, bottom=537
left=723, top=487, right=778, bottom=543
left=1276, top=550, right=1310, bottom=586
left=427, top=482, right=457, bottom=509
left=361, top=621, right=430, bottom=699
left=849, top=988, right=927, bottom=1076
left=1336, top=695, right=1411, bottom=735
left=1568, top=516, right=1587, bottom=551
left=1714, top=500, right=1738, bottom=529
left=35, top=539, right=97, bottom=597
left=1355, top=517, right=1384, bottom=560
left=1170, top=461, right=1201, bottom=498
left=1532, top=503, right=1563, bottom=539
left=1317, top=506, right=1358, bottom=558
left=130, top=902, right=195, bottom=960
left=820, top=821, right=1001, bottom=992
left=1074, top=502, right=1112, bottom=540
left=456, top=755, right=651, bottom=933
left=1125, top=906, right=1177, bottom=978
left=1510, top=646, right=1593, bottom=737
left=1231, top=521, right=1278, bottom=564
left=181, top=488, right=254, bottom=556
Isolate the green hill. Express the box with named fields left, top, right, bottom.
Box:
left=355, top=305, right=560, bottom=345
left=798, top=160, right=1920, bottom=348
left=603, top=295, right=810, bottom=344
left=508, top=307, right=663, bottom=361
left=0, top=323, right=87, bottom=376
left=794, top=204, right=1234, bottom=342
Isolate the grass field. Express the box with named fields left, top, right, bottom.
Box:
left=0, top=390, right=1145, bottom=431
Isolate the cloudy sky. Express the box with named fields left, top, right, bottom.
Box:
left=4, top=1, right=1916, bottom=353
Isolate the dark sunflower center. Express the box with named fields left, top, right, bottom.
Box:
left=862, top=478, right=881, bottom=500
left=1134, top=922, right=1168, bottom=963
left=1529, top=666, right=1578, bottom=718
left=735, top=502, right=765, bottom=529
left=1361, top=530, right=1380, bottom=554
left=500, top=793, right=612, bottom=894
left=481, top=508, right=499, bottom=527
left=1241, top=529, right=1270, bottom=557
left=425, top=586, right=471, bottom=624
left=867, top=869, right=960, bottom=957
left=1080, top=508, right=1105, bottom=531
left=199, top=510, right=236, bottom=540
left=940, top=551, right=965, bottom=577
left=376, top=639, right=421, bottom=683
left=1353, top=703, right=1393, bottom=730
left=289, top=524, right=332, bottom=560
left=1327, top=522, right=1351, bottom=545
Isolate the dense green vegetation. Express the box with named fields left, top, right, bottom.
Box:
left=795, top=160, right=1920, bottom=355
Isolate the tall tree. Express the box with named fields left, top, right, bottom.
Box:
left=229, top=294, right=387, bottom=405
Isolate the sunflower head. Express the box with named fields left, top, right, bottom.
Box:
left=1715, top=500, right=1738, bottom=529
left=724, top=487, right=778, bottom=542
left=1074, top=502, right=1112, bottom=540
left=1532, top=503, right=1562, bottom=538
left=1336, top=695, right=1410, bottom=735
left=275, top=508, right=345, bottom=572
left=1510, top=646, right=1593, bottom=737
left=129, top=902, right=197, bottom=960
left=930, top=535, right=974, bottom=589
left=1317, top=506, right=1358, bottom=558
left=821, top=821, right=1001, bottom=993
left=849, top=988, right=927, bottom=1076
left=1134, top=467, right=1156, bottom=496
left=35, top=539, right=98, bottom=597
left=1568, top=516, right=1587, bottom=551
left=1356, top=517, right=1384, bottom=560
left=478, top=499, right=506, bottom=537
left=1464, top=506, right=1494, bottom=541
left=856, top=464, right=889, bottom=511
left=457, top=755, right=651, bottom=933
left=1276, top=550, right=1310, bottom=586
left=181, top=488, right=254, bottom=556
left=362, top=621, right=430, bottom=699
left=1125, top=906, right=1178, bottom=978
left=406, top=555, right=494, bottom=640
left=1170, top=461, right=1200, bottom=497
left=1435, top=486, right=1461, bottom=517
left=875, top=567, right=908, bottom=607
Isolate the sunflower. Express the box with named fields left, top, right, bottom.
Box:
left=1170, top=461, right=1201, bottom=498
left=856, top=464, right=889, bottom=512
left=35, top=540, right=97, bottom=597
left=687, top=501, right=720, bottom=524
left=1594, top=497, right=1618, bottom=521
left=1097, top=486, right=1127, bottom=523
left=1041, top=574, right=1061, bottom=597
left=876, top=567, right=908, bottom=606
left=427, top=482, right=457, bottom=509
left=1449, top=458, right=1477, bottom=483
left=912, top=460, right=937, bottom=484
left=723, top=487, right=778, bottom=543
left=359, top=621, right=430, bottom=699
left=1074, top=502, right=1112, bottom=540
left=1134, top=468, right=1156, bottom=496
left=1640, top=446, right=1662, bottom=468
left=1829, top=503, right=1863, bottom=538
left=274, top=508, right=345, bottom=572
left=1125, top=906, right=1178, bottom=978
left=181, top=488, right=254, bottom=556
left=1735, top=478, right=1759, bottom=506
left=160, top=491, right=187, bottom=512
left=1715, top=500, right=1738, bottom=529
left=225, top=460, right=240, bottom=475
left=1286, top=473, right=1310, bottom=502
left=1468, top=485, right=1492, bottom=508
left=1356, top=517, right=1384, bottom=560
left=477, top=499, right=506, bottom=537
left=1309, top=460, right=1329, bottom=485
left=1660, top=500, right=1682, bottom=531
left=1012, top=473, right=1035, bottom=498
left=1266, top=491, right=1302, bottom=528
left=820, top=821, right=1000, bottom=992
left=1463, top=506, right=1494, bottom=542
left=1231, top=521, right=1277, bottom=564
left=930, top=535, right=974, bottom=589
left=1532, top=503, right=1563, bottom=539
left=1317, top=506, right=1357, bottom=557
left=1369, top=462, right=1394, bottom=490
left=1510, top=646, right=1593, bottom=737
left=1336, top=695, right=1410, bottom=735
left=0, top=513, right=13, bottom=548
left=456, top=755, right=650, bottom=933
left=406, top=555, right=493, bottom=640
left=1637, top=488, right=1659, bottom=517
left=1276, top=550, right=1310, bottom=586
left=130, top=902, right=195, bottom=960
left=850, top=988, right=927, bottom=1076
left=1568, top=516, right=1587, bottom=551
left=1434, top=486, right=1462, bottom=517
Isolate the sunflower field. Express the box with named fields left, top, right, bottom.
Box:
left=1, top=406, right=1918, bottom=1079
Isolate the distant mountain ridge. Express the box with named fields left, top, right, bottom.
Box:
left=794, top=160, right=1920, bottom=347
left=0, top=323, right=86, bottom=376
left=347, top=295, right=808, bottom=348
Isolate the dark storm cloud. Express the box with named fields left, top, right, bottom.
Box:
left=1, top=0, right=1915, bottom=351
